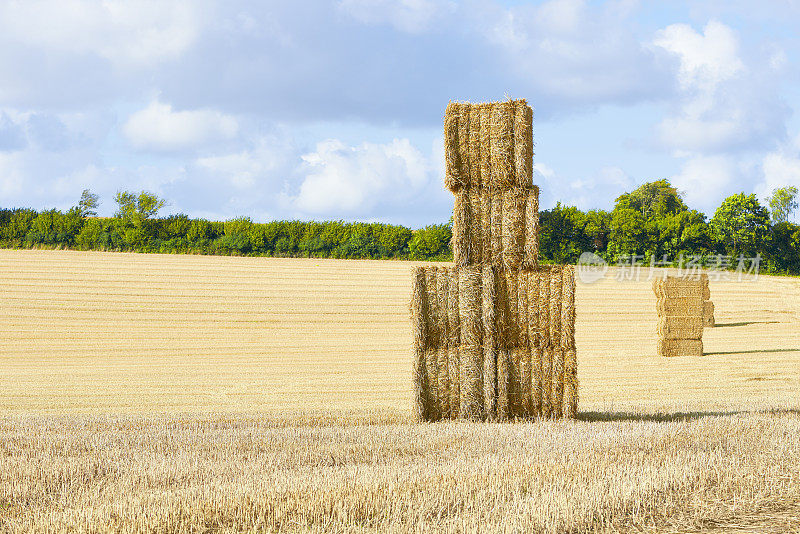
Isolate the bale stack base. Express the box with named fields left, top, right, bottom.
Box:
left=412, top=265, right=576, bottom=420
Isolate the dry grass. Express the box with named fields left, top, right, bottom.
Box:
left=1, top=411, right=799, bottom=532
left=2, top=250, right=800, bottom=531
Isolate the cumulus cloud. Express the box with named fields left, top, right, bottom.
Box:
left=0, top=0, right=202, bottom=66
left=536, top=163, right=635, bottom=210
left=471, top=0, right=669, bottom=109
left=338, top=0, right=455, bottom=33
left=0, top=112, right=27, bottom=151
left=123, top=100, right=239, bottom=152
left=652, top=20, right=787, bottom=154
left=754, top=136, right=800, bottom=215
left=292, top=138, right=431, bottom=214
left=668, top=155, right=740, bottom=213
left=196, top=137, right=293, bottom=189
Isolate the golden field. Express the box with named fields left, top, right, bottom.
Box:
left=1, top=249, right=798, bottom=414
left=1, top=248, right=799, bottom=532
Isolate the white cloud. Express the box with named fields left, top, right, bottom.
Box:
left=473, top=0, right=667, bottom=105
left=653, top=20, right=743, bottom=92
left=535, top=163, right=635, bottom=210
left=0, top=152, right=26, bottom=198
left=0, top=0, right=202, bottom=66
left=668, top=155, right=739, bottom=213
left=338, top=0, right=455, bottom=33
left=123, top=101, right=238, bottom=152
left=293, top=138, right=430, bottom=213
left=755, top=136, right=800, bottom=212
left=196, top=138, right=289, bottom=189
left=652, top=20, right=786, bottom=154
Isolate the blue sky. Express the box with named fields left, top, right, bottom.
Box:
left=1, top=0, right=800, bottom=227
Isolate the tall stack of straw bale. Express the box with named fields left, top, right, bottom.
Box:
left=411, top=99, right=577, bottom=421
left=653, top=275, right=706, bottom=357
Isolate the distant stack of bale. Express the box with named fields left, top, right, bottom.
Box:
left=702, top=276, right=714, bottom=327
left=653, top=275, right=705, bottom=357
left=411, top=99, right=577, bottom=421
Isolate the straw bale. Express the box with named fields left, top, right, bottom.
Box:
left=457, top=104, right=472, bottom=188
left=482, top=266, right=497, bottom=420
left=653, top=278, right=704, bottom=299
left=490, top=193, right=503, bottom=264
left=481, top=192, right=493, bottom=263
left=527, top=269, right=541, bottom=348
left=425, top=347, right=440, bottom=420
left=518, top=272, right=532, bottom=412
left=658, top=339, right=703, bottom=358
left=448, top=345, right=460, bottom=419
left=541, top=345, right=552, bottom=417
left=435, top=270, right=450, bottom=416
left=425, top=268, right=441, bottom=348
left=468, top=105, right=482, bottom=189
left=523, top=187, right=540, bottom=269
left=490, top=102, right=514, bottom=190
left=501, top=188, right=526, bottom=270
left=551, top=348, right=564, bottom=418
left=468, top=190, right=484, bottom=264
left=459, top=267, right=483, bottom=346
left=513, top=101, right=533, bottom=190
left=479, top=105, right=492, bottom=189
left=655, top=296, right=703, bottom=317
left=563, top=348, right=578, bottom=418
left=497, top=349, right=509, bottom=420
left=538, top=269, right=550, bottom=347
left=411, top=267, right=429, bottom=421
left=452, top=192, right=471, bottom=266
left=703, top=277, right=711, bottom=301
left=532, top=345, right=543, bottom=416
left=446, top=269, right=460, bottom=416
left=502, top=269, right=519, bottom=348
left=560, top=265, right=576, bottom=349
left=658, top=316, right=703, bottom=340
left=703, top=301, right=715, bottom=327
left=447, top=269, right=460, bottom=346
left=459, top=343, right=484, bottom=420
left=508, top=347, right=524, bottom=417
left=443, top=102, right=465, bottom=192
left=549, top=266, right=563, bottom=347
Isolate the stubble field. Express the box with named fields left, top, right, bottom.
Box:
left=1, top=249, right=799, bottom=532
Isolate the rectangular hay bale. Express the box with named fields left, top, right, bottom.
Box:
left=658, top=339, right=703, bottom=358
left=658, top=316, right=703, bottom=340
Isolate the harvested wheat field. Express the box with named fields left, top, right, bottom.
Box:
left=1, top=249, right=798, bottom=414
left=2, top=249, right=800, bottom=532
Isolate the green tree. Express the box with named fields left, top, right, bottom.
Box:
left=616, top=179, right=688, bottom=217
left=767, top=186, right=798, bottom=224
left=583, top=209, right=611, bottom=252
left=767, top=222, right=800, bottom=273
left=114, top=190, right=167, bottom=247
left=710, top=193, right=771, bottom=257
left=114, top=191, right=166, bottom=223
left=78, top=189, right=100, bottom=218
left=539, top=203, right=590, bottom=263
left=408, top=224, right=452, bottom=260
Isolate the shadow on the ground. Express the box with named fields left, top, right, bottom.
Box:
left=577, top=409, right=800, bottom=423
left=712, top=321, right=781, bottom=327
left=703, top=348, right=800, bottom=355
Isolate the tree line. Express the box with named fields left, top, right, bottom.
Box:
left=1, top=181, right=799, bottom=273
